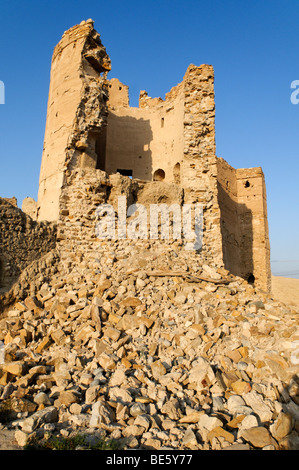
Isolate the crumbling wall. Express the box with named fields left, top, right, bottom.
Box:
left=236, top=167, right=271, bottom=292
left=217, top=158, right=271, bottom=291
left=181, top=65, right=223, bottom=267
left=56, top=169, right=207, bottom=276
left=37, top=20, right=111, bottom=222
left=0, top=198, right=57, bottom=291
left=103, top=77, right=185, bottom=183
left=36, top=20, right=271, bottom=292
left=56, top=168, right=111, bottom=264
left=216, top=158, right=240, bottom=275
left=101, top=64, right=224, bottom=267
left=57, top=169, right=184, bottom=253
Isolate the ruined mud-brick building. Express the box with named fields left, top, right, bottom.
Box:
left=35, top=19, right=270, bottom=291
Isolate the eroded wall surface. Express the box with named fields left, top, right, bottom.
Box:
left=0, top=198, right=57, bottom=291
left=37, top=20, right=110, bottom=221
left=217, top=158, right=271, bottom=291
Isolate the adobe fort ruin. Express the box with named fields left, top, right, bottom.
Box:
left=2, top=19, right=270, bottom=293
left=3, top=21, right=299, bottom=453
left=35, top=19, right=270, bottom=291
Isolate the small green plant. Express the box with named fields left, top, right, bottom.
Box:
left=24, top=432, right=121, bottom=450
left=92, top=437, right=121, bottom=450
left=0, top=399, right=14, bottom=424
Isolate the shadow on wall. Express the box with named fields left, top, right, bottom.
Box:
left=0, top=199, right=57, bottom=296
left=0, top=254, right=19, bottom=294
left=0, top=257, right=4, bottom=292
left=99, top=112, right=153, bottom=181
left=217, top=182, right=254, bottom=285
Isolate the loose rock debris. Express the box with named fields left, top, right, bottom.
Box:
left=0, top=243, right=298, bottom=450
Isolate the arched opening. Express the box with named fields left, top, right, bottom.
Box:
left=153, top=169, right=165, bottom=182
left=247, top=273, right=255, bottom=285
left=244, top=180, right=250, bottom=188
left=173, top=162, right=181, bottom=184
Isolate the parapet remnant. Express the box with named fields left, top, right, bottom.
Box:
left=35, top=20, right=270, bottom=292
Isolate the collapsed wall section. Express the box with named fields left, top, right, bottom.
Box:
left=56, top=169, right=216, bottom=276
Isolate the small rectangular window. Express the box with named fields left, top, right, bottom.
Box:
left=161, top=117, right=164, bottom=128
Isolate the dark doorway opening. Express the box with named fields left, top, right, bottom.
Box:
left=117, top=169, right=133, bottom=178
left=95, top=127, right=107, bottom=171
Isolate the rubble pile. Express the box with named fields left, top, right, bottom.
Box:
left=0, top=241, right=298, bottom=450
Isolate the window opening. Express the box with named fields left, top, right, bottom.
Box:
left=153, top=169, right=165, bottom=181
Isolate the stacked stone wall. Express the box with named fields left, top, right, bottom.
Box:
left=0, top=198, right=57, bottom=291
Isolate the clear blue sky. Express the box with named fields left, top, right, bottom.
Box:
left=0, top=0, right=298, bottom=277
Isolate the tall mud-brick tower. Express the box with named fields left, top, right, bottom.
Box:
left=37, top=19, right=111, bottom=222
left=37, top=20, right=271, bottom=292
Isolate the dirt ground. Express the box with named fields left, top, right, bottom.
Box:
left=271, top=275, right=299, bottom=308
left=0, top=428, right=21, bottom=450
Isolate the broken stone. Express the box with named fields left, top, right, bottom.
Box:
left=151, top=360, right=167, bottom=380
left=269, top=411, right=294, bottom=441
left=33, top=392, right=52, bottom=406
left=35, top=336, right=52, bottom=354
left=179, top=411, right=202, bottom=424
left=240, top=426, right=278, bottom=449
left=109, top=386, right=133, bottom=404
left=98, top=352, right=117, bottom=371
left=21, top=407, right=58, bottom=433
left=122, top=424, right=144, bottom=438
left=130, top=402, right=147, bottom=417
left=182, top=429, right=198, bottom=448
left=55, top=390, right=80, bottom=407
left=14, top=429, right=31, bottom=447
left=208, top=426, right=235, bottom=445
left=103, top=326, right=121, bottom=342
left=1, top=361, right=26, bottom=376
left=120, top=297, right=142, bottom=308
left=90, top=401, right=115, bottom=427
left=50, top=328, right=67, bottom=345
left=231, top=380, right=251, bottom=395
left=243, top=391, right=273, bottom=423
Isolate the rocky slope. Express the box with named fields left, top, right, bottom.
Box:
left=0, top=240, right=298, bottom=450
